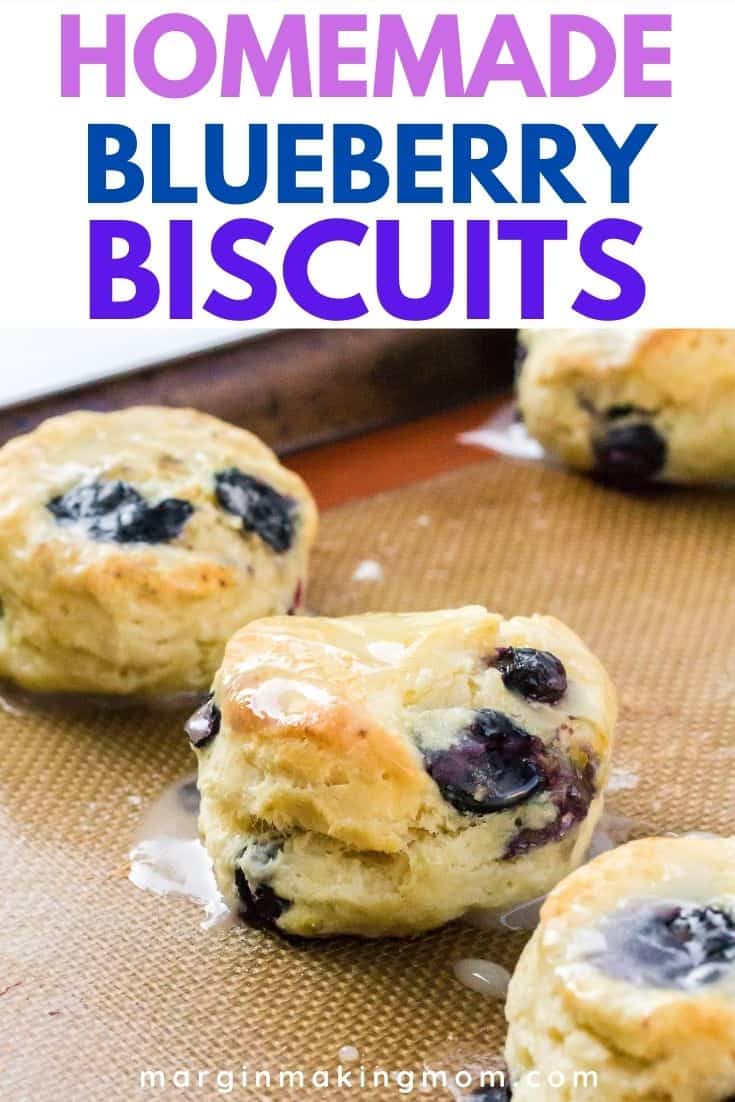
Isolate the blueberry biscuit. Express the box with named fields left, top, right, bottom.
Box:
left=517, top=330, right=735, bottom=486
left=505, top=836, right=735, bottom=1101
left=0, top=407, right=317, bottom=695
left=190, top=606, right=616, bottom=938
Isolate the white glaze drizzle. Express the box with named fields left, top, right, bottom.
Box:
left=458, top=401, right=545, bottom=462
left=128, top=773, right=231, bottom=930
left=452, top=958, right=511, bottom=999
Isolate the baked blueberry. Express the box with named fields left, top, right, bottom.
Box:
left=423, top=710, right=544, bottom=815
left=48, top=479, right=131, bottom=522
left=504, top=753, right=595, bottom=859
left=468, top=1088, right=512, bottom=1102
left=493, top=647, right=567, bottom=704
left=214, top=468, right=296, bottom=553
left=591, top=901, right=735, bottom=990
left=132, top=498, right=194, bottom=543
left=593, top=423, right=667, bottom=487
left=235, top=870, right=290, bottom=931
left=235, top=841, right=290, bottom=931
left=185, top=694, right=221, bottom=749
left=48, top=479, right=193, bottom=544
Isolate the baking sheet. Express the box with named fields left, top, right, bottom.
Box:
left=2, top=456, right=734, bottom=1100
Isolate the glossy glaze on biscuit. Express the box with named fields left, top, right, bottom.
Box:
left=505, top=836, right=735, bottom=1101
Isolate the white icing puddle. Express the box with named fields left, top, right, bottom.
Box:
left=500, top=896, right=546, bottom=932
left=128, top=773, right=231, bottom=930
left=134, top=772, right=201, bottom=841
left=129, top=837, right=229, bottom=929
left=352, top=559, right=385, bottom=582
left=607, top=766, right=640, bottom=793
left=453, top=958, right=511, bottom=999
left=458, top=402, right=545, bottom=462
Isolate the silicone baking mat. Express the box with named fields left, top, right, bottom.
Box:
left=2, top=456, right=734, bottom=1100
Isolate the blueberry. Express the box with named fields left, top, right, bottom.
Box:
left=588, top=902, right=735, bottom=990
left=129, top=498, right=194, bottom=543
left=48, top=479, right=135, bottom=521
left=184, top=694, right=221, bottom=749
left=48, top=479, right=193, bottom=544
left=235, top=871, right=289, bottom=931
left=468, top=1088, right=512, bottom=1102
left=235, top=841, right=290, bottom=932
left=214, top=468, right=296, bottom=553
left=593, top=423, right=667, bottom=487
left=493, top=648, right=567, bottom=704
left=504, top=754, right=595, bottom=859
left=423, top=710, right=544, bottom=816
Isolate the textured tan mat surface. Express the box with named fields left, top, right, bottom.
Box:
left=2, top=457, right=734, bottom=1101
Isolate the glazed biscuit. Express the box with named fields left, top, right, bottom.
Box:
left=190, top=606, right=616, bottom=938
left=505, top=836, right=735, bottom=1101
left=0, top=406, right=317, bottom=695
left=517, top=329, right=735, bottom=486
